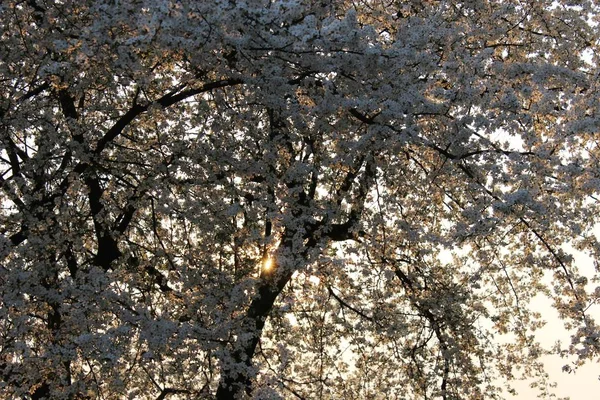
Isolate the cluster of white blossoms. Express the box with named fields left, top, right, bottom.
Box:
left=1, top=1, right=599, bottom=399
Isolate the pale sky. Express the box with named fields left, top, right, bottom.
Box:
left=511, top=325, right=600, bottom=399
left=511, top=247, right=600, bottom=400
left=515, top=358, right=600, bottom=399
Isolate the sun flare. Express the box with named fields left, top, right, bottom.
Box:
left=263, top=257, right=274, bottom=272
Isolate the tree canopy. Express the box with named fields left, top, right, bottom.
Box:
left=1, top=1, right=600, bottom=399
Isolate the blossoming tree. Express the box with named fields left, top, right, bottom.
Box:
left=1, top=0, right=600, bottom=398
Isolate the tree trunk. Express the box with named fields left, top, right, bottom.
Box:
left=216, top=269, right=293, bottom=400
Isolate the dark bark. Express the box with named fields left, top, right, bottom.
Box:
left=30, top=383, right=50, bottom=400
left=215, top=267, right=293, bottom=400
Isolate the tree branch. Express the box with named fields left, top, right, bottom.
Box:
left=95, top=78, right=243, bottom=154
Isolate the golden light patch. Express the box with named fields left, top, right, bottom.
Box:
left=263, top=257, right=274, bottom=272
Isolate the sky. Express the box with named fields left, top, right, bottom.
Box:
left=511, top=247, right=600, bottom=400
left=511, top=319, right=600, bottom=399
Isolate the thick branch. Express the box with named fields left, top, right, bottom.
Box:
left=95, top=78, right=243, bottom=154
left=216, top=265, right=294, bottom=400
left=327, top=156, right=376, bottom=242
left=85, top=173, right=121, bottom=270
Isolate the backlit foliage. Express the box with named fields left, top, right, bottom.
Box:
left=1, top=1, right=600, bottom=399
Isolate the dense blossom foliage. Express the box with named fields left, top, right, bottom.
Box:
left=1, top=1, right=600, bottom=398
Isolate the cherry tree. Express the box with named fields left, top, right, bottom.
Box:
left=1, top=0, right=600, bottom=399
